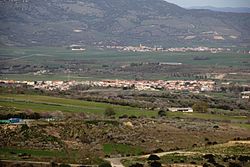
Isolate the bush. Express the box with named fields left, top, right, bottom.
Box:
left=59, top=164, right=71, bottom=167
left=238, top=155, right=250, bottom=163
left=147, top=154, right=160, bottom=161
left=192, top=101, right=208, bottom=113
left=153, top=148, right=164, bottom=153
left=119, top=114, right=128, bottom=119
left=158, top=110, right=166, bottom=117
left=21, top=124, right=29, bottom=131
left=99, top=162, right=112, bottom=167
left=203, top=154, right=216, bottom=164
left=150, top=161, right=161, bottom=167
left=213, top=125, right=219, bottom=129
left=129, top=115, right=137, bottom=119
left=104, top=107, right=115, bottom=117
left=129, top=163, right=143, bottom=167
left=229, top=162, right=242, bottom=167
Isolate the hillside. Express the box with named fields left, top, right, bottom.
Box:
left=0, top=0, right=250, bottom=47
left=189, top=6, right=250, bottom=13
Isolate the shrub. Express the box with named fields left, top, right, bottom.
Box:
left=238, top=155, right=250, bottom=163
left=129, top=163, right=143, bottom=167
left=129, top=115, right=137, bottom=119
left=119, top=114, right=128, bottom=119
left=59, top=164, right=71, bottom=167
left=147, top=154, right=160, bottom=161
left=192, top=101, right=208, bottom=113
left=158, top=110, right=166, bottom=117
left=153, top=148, right=164, bottom=153
left=150, top=161, right=161, bottom=167
left=213, top=125, right=219, bottom=129
left=104, top=107, right=115, bottom=117
left=203, top=154, right=216, bottom=164
left=21, top=124, right=29, bottom=131
left=99, top=162, right=112, bottom=167
left=229, top=162, right=242, bottom=167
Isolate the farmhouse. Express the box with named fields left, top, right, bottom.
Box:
left=168, top=107, right=193, bottom=113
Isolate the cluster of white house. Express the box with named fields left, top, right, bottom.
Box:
left=103, top=44, right=228, bottom=53
left=0, top=79, right=215, bottom=92
left=89, top=79, right=215, bottom=92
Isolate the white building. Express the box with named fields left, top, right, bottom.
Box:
left=168, top=107, right=193, bottom=113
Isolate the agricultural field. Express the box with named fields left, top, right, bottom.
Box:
left=0, top=93, right=249, bottom=124
left=0, top=94, right=157, bottom=117
left=1, top=47, right=250, bottom=82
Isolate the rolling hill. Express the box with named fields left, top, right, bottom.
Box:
left=189, top=6, right=250, bottom=13
left=0, top=0, right=250, bottom=47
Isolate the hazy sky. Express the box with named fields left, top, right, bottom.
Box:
left=165, top=0, right=250, bottom=8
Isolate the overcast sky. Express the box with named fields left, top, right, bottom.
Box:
left=165, top=0, right=250, bottom=8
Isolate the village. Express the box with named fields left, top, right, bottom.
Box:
left=2, top=79, right=250, bottom=100
left=103, top=44, right=230, bottom=53
left=0, top=79, right=215, bottom=92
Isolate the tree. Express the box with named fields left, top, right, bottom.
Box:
left=104, top=107, right=115, bottom=117
left=158, top=110, right=166, bottom=117
left=192, top=101, right=208, bottom=113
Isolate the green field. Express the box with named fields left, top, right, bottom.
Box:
left=0, top=147, right=67, bottom=158
left=103, top=143, right=143, bottom=156
left=0, top=147, right=103, bottom=164
left=1, top=47, right=250, bottom=81
left=0, top=94, right=249, bottom=124
left=1, top=47, right=249, bottom=67
left=0, top=94, right=157, bottom=117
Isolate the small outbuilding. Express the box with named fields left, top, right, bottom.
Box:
left=168, top=107, right=193, bottom=113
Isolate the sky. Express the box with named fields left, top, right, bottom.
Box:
left=165, top=0, right=250, bottom=8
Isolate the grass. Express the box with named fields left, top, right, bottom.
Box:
left=103, top=143, right=143, bottom=156
left=0, top=93, right=249, bottom=122
left=1, top=46, right=250, bottom=81
left=166, top=111, right=249, bottom=122
left=124, top=142, right=250, bottom=167
left=0, top=147, right=74, bottom=163
left=232, top=123, right=250, bottom=129
left=192, top=143, right=250, bottom=155
left=0, top=94, right=157, bottom=117
left=0, top=147, right=67, bottom=157
left=160, top=153, right=203, bottom=164
left=0, top=147, right=104, bottom=164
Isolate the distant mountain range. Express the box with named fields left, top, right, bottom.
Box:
left=189, top=6, right=250, bottom=13
left=0, top=0, right=250, bottom=47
